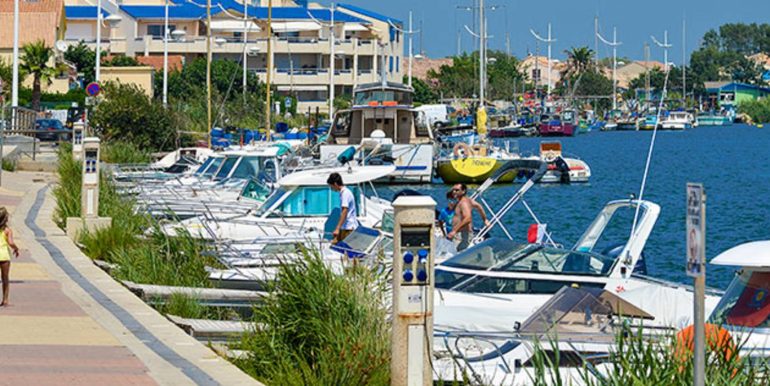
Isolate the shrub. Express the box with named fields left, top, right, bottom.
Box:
left=236, top=250, right=391, bottom=385
left=101, top=141, right=152, bottom=164
left=90, top=81, right=178, bottom=151
left=739, top=98, right=770, bottom=123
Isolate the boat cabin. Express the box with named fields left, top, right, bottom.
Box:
left=329, top=82, right=431, bottom=145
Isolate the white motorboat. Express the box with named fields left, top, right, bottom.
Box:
left=160, top=165, right=395, bottom=241
left=534, top=141, right=591, bottom=183
left=658, top=111, right=692, bottom=130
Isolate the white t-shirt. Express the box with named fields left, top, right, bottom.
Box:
left=339, top=187, right=358, bottom=230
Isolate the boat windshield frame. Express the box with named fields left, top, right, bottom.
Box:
left=440, top=238, right=617, bottom=277
left=254, top=187, right=291, bottom=217
left=194, top=157, right=215, bottom=175
left=202, top=157, right=224, bottom=178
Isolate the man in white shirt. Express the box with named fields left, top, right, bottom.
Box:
left=327, top=172, right=358, bottom=244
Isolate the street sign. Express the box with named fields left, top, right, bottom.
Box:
left=284, top=97, right=292, bottom=108
left=686, top=183, right=706, bottom=278
left=86, top=82, right=101, bottom=97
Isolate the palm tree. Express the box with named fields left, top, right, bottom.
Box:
left=563, top=46, right=595, bottom=79
left=20, top=40, right=57, bottom=111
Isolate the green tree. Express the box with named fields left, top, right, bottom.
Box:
left=407, top=76, right=438, bottom=105
left=90, top=82, right=177, bottom=151
left=486, top=51, right=525, bottom=100
left=0, top=59, right=10, bottom=102
left=19, top=40, right=58, bottom=111
left=104, top=55, right=140, bottom=67
left=64, top=41, right=99, bottom=85
left=562, top=46, right=595, bottom=79
left=427, top=51, right=524, bottom=101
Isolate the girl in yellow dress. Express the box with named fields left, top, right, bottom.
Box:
left=0, top=207, right=20, bottom=306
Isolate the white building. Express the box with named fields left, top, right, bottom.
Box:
left=63, top=0, right=404, bottom=112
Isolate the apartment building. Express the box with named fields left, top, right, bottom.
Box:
left=62, top=0, right=404, bottom=112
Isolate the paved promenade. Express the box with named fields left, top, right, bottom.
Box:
left=0, top=171, right=260, bottom=386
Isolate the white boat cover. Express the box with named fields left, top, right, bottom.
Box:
left=278, top=165, right=395, bottom=186
left=710, top=241, right=770, bottom=267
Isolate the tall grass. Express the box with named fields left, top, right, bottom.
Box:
left=101, top=141, right=152, bottom=164
left=235, top=249, right=391, bottom=385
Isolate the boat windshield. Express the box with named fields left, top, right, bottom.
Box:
left=214, top=156, right=239, bottom=180
left=254, top=188, right=290, bottom=216
left=230, top=156, right=279, bottom=181
left=240, top=179, right=271, bottom=202
left=203, top=157, right=224, bottom=178
left=194, top=157, right=214, bottom=175
left=562, top=111, right=575, bottom=122
left=441, top=238, right=616, bottom=276
left=709, top=270, right=770, bottom=329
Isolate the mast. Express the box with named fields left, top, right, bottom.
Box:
left=682, top=17, right=687, bottom=106
left=598, top=26, right=622, bottom=111
left=479, top=0, right=485, bottom=105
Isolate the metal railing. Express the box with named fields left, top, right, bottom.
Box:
left=1, top=106, right=70, bottom=161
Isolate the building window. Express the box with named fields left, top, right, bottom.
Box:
left=389, top=56, right=393, bottom=73
left=147, top=24, right=176, bottom=38
left=532, top=69, right=541, bottom=82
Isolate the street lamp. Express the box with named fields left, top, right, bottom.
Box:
left=597, top=26, right=622, bottom=110
left=163, top=26, right=185, bottom=107
left=651, top=30, right=672, bottom=73
left=530, top=23, right=556, bottom=97
left=388, top=11, right=419, bottom=88
left=94, top=7, right=122, bottom=82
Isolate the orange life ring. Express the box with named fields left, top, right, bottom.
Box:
left=453, top=142, right=475, bottom=158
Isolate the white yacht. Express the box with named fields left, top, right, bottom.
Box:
left=658, top=111, right=692, bottom=130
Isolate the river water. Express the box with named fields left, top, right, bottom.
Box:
left=379, top=124, right=770, bottom=289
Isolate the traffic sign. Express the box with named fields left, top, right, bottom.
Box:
left=686, top=183, right=705, bottom=278
left=86, top=82, right=101, bottom=97
left=284, top=97, right=292, bottom=108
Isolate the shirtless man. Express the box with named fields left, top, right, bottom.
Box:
left=447, top=184, right=488, bottom=251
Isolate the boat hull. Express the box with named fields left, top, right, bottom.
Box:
left=697, top=117, right=733, bottom=126
left=436, top=158, right=517, bottom=184
left=538, top=123, right=576, bottom=136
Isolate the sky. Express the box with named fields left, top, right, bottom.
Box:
left=335, top=0, right=770, bottom=63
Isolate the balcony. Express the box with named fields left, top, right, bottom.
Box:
left=137, top=36, right=376, bottom=56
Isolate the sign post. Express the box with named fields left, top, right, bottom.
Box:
left=686, top=182, right=706, bottom=386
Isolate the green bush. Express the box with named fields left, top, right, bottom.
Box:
left=236, top=250, right=391, bottom=385
left=90, top=81, right=178, bottom=151
left=52, top=145, right=82, bottom=227
left=101, top=141, right=152, bottom=164
left=739, top=98, right=770, bottom=123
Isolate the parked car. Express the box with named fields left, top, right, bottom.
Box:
left=35, top=119, right=69, bottom=141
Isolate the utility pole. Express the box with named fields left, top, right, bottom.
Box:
left=206, top=0, right=212, bottom=147
left=645, top=42, right=651, bottom=108
left=531, top=23, right=556, bottom=97
left=163, top=0, right=169, bottom=106
left=594, top=16, right=599, bottom=68
left=11, top=0, right=19, bottom=108
left=265, top=0, right=272, bottom=141
left=682, top=18, right=687, bottom=106
left=598, top=27, right=622, bottom=110
left=96, top=0, right=103, bottom=82
left=242, top=0, right=249, bottom=102
left=389, top=11, right=419, bottom=88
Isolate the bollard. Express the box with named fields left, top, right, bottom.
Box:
left=391, top=196, right=436, bottom=386
left=72, top=122, right=85, bottom=160
left=66, top=137, right=111, bottom=240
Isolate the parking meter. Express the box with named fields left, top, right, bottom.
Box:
left=72, top=122, right=85, bottom=160
left=81, top=137, right=100, bottom=218
left=391, top=196, right=436, bottom=386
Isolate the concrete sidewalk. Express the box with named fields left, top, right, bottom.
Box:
left=0, top=171, right=260, bottom=386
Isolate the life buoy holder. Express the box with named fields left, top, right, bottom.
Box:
left=453, top=142, right=475, bottom=158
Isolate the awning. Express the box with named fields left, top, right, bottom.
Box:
left=277, top=85, right=327, bottom=91
left=210, top=19, right=261, bottom=32
left=343, top=23, right=369, bottom=32
left=271, top=21, right=321, bottom=33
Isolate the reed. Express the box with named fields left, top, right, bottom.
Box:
left=235, top=249, right=391, bottom=386
left=101, top=141, right=152, bottom=164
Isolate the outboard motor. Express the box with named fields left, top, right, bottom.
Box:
left=554, top=156, right=571, bottom=184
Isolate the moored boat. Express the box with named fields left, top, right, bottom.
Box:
left=538, top=109, right=577, bottom=136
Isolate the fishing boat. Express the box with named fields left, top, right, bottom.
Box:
left=538, top=109, right=577, bottom=136
left=577, top=110, right=603, bottom=133
left=658, top=111, right=692, bottom=130
left=639, top=113, right=659, bottom=130
left=321, top=82, right=434, bottom=183
left=602, top=109, right=622, bottom=131
left=616, top=112, right=639, bottom=131
left=696, top=109, right=735, bottom=126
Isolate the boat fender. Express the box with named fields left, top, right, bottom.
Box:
left=675, top=324, right=737, bottom=367
left=453, top=142, right=475, bottom=159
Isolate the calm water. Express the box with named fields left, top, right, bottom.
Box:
left=379, top=124, right=770, bottom=289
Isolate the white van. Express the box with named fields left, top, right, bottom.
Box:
left=414, top=104, right=454, bottom=128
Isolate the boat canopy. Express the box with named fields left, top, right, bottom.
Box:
left=277, top=165, right=395, bottom=186
left=710, top=241, right=770, bottom=268
left=709, top=269, right=770, bottom=328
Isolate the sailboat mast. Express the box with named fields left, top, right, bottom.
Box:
left=206, top=0, right=212, bottom=147
left=683, top=18, right=687, bottom=106
left=265, top=0, right=272, bottom=141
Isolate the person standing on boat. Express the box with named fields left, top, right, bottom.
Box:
left=327, top=172, right=358, bottom=244
left=447, top=184, right=489, bottom=251
left=438, top=191, right=457, bottom=237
